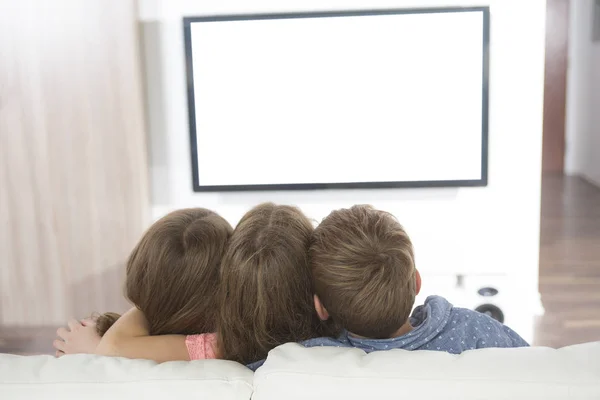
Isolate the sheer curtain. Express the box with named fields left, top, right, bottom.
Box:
left=0, top=0, right=149, bottom=328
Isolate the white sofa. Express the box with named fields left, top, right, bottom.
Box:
left=1, top=342, right=599, bottom=400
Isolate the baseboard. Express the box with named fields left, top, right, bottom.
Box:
left=581, top=173, right=600, bottom=189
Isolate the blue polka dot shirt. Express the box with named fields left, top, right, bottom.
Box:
left=247, top=295, right=528, bottom=371
left=302, top=295, right=529, bottom=353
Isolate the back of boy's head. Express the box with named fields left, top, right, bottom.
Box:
left=217, top=203, right=327, bottom=365
left=95, top=208, right=232, bottom=336
left=310, top=205, right=416, bottom=339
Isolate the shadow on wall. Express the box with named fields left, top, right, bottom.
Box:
left=70, top=263, right=131, bottom=321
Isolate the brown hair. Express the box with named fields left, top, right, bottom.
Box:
left=310, top=204, right=416, bottom=339
left=95, top=208, right=232, bottom=336
left=216, top=203, right=329, bottom=364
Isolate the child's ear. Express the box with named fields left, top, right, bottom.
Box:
left=313, top=295, right=330, bottom=321
left=415, top=269, right=422, bottom=295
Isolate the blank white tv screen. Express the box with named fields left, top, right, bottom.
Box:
left=184, top=8, right=489, bottom=191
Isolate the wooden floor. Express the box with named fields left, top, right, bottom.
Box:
left=534, top=175, right=600, bottom=347
left=1, top=175, right=599, bottom=355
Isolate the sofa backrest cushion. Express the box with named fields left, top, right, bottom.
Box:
left=0, top=353, right=253, bottom=400
left=253, top=342, right=600, bottom=400
left=2, top=343, right=599, bottom=400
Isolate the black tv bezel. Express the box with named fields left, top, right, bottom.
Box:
left=183, top=7, right=490, bottom=192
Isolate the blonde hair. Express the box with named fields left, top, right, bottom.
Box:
left=310, top=205, right=416, bottom=339
left=217, top=203, right=330, bottom=364
left=96, top=208, right=232, bottom=336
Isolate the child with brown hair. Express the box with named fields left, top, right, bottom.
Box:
left=55, top=203, right=332, bottom=367
left=216, top=202, right=330, bottom=364
left=298, top=204, right=528, bottom=355
left=54, top=207, right=233, bottom=362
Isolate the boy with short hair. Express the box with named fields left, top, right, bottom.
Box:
left=303, top=204, right=528, bottom=353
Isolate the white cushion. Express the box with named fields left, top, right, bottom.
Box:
left=2, top=343, right=599, bottom=400
left=0, top=354, right=253, bottom=400
left=253, top=342, right=600, bottom=400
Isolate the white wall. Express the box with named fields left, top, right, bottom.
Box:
left=565, top=0, right=600, bottom=186
left=138, top=0, right=546, bottom=307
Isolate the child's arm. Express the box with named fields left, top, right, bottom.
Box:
left=95, top=307, right=191, bottom=363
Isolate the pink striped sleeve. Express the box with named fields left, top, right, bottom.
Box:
left=185, top=333, right=218, bottom=360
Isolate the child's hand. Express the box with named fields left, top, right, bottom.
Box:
left=53, top=318, right=101, bottom=357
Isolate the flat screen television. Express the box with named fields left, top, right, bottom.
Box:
left=184, top=7, right=489, bottom=191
